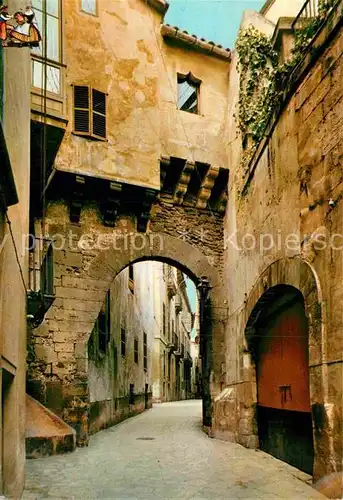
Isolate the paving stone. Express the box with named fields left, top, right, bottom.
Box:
left=23, top=401, right=325, bottom=500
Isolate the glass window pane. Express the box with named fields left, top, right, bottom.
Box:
left=47, top=15, right=59, bottom=61
left=46, top=65, right=60, bottom=94
left=81, top=0, right=97, bottom=15
left=47, top=0, right=59, bottom=16
left=32, top=59, right=43, bottom=88
left=32, top=61, right=60, bottom=94
left=32, top=9, right=43, bottom=56
left=32, top=0, right=43, bottom=11
left=178, top=80, right=198, bottom=113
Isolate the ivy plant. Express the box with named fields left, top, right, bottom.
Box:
left=236, top=0, right=332, bottom=174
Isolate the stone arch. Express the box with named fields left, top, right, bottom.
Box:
left=85, top=232, right=223, bottom=292
left=243, top=256, right=331, bottom=480
left=63, top=232, right=227, bottom=443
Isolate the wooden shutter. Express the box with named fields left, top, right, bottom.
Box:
left=74, top=85, right=90, bottom=135
left=92, top=89, right=106, bottom=139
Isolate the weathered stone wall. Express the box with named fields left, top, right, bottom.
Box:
left=28, top=199, right=226, bottom=444
left=218, top=6, right=343, bottom=480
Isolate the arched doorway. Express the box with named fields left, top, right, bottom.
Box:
left=247, top=285, right=314, bottom=473
left=26, top=232, right=226, bottom=445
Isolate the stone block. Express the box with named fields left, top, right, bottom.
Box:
left=35, top=344, right=57, bottom=363
left=54, top=343, right=74, bottom=354
left=296, top=64, right=322, bottom=110
left=55, top=286, right=106, bottom=302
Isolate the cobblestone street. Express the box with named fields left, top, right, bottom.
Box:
left=23, top=401, right=325, bottom=499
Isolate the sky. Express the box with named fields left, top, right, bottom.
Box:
left=165, top=0, right=265, bottom=49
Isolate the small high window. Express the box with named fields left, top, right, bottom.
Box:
left=162, top=303, right=166, bottom=337
left=88, top=291, right=110, bottom=358
left=98, top=291, right=110, bottom=353
left=134, top=337, right=139, bottom=364
left=73, top=85, right=106, bottom=140
left=121, top=328, right=126, bottom=358
left=81, top=0, right=97, bottom=15
left=177, top=73, right=201, bottom=114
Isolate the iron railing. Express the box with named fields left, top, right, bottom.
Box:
left=27, top=237, right=55, bottom=327
left=292, top=0, right=336, bottom=30
left=29, top=237, right=54, bottom=294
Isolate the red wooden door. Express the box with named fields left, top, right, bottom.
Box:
left=257, top=300, right=311, bottom=412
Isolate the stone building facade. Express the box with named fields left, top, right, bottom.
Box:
left=22, top=0, right=343, bottom=486
left=27, top=0, right=229, bottom=448
left=212, top=0, right=343, bottom=482
left=151, top=264, right=196, bottom=403
left=0, top=0, right=30, bottom=495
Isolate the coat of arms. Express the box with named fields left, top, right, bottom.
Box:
left=0, top=5, right=41, bottom=47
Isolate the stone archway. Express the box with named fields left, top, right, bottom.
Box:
left=28, top=230, right=227, bottom=446
left=243, top=257, right=333, bottom=480
left=81, top=232, right=227, bottom=432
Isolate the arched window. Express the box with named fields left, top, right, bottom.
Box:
left=177, top=72, right=201, bottom=114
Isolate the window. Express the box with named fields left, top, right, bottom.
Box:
left=177, top=73, right=201, bottom=114
left=88, top=291, right=110, bottom=359
left=98, top=291, right=110, bottom=353
left=128, top=264, right=134, bottom=293
left=81, top=0, right=97, bottom=15
left=73, top=85, right=107, bottom=140
left=143, top=332, right=147, bottom=371
left=121, top=328, right=126, bottom=358
left=31, top=0, right=62, bottom=95
left=134, top=337, right=139, bottom=364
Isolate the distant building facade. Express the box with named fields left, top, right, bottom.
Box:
left=0, top=0, right=30, bottom=494
left=151, top=264, right=197, bottom=403
left=88, top=263, right=155, bottom=434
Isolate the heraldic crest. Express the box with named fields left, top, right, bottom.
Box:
left=0, top=4, right=41, bottom=47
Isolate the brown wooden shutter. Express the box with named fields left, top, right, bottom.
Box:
left=92, top=89, right=106, bottom=139
left=74, top=85, right=90, bottom=134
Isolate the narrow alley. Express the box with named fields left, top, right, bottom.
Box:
left=23, top=401, right=325, bottom=499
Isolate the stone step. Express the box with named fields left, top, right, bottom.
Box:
left=25, top=394, right=76, bottom=459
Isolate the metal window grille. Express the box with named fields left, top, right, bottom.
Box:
left=121, top=328, right=126, bottom=358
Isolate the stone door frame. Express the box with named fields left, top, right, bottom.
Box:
left=243, top=256, right=334, bottom=480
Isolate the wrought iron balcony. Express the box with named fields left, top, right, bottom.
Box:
left=27, top=237, right=55, bottom=328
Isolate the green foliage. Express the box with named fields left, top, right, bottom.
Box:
left=236, top=1, right=332, bottom=173
left=236, top=26, right=278, bottom=142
